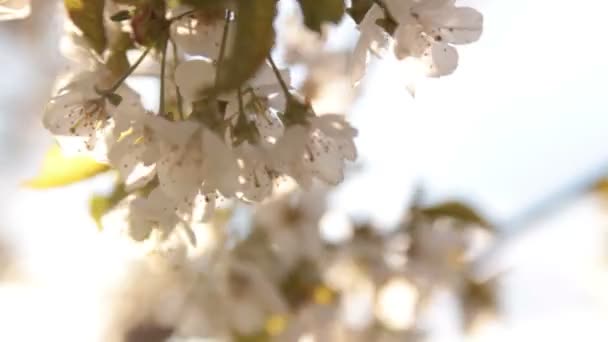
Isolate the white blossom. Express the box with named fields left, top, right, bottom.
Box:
left=233, top=143, right=276, bottom=202
left=353, top=0, right=483, bottom=85
left=272, top=114, right=357, bottom=189
left=129, top=187, right=215, bottom=242
left=253, top=188, right=327, bottom=268
left=43, top=72, right=144, bottom=162
left=151, top=116, right=240, bottom=200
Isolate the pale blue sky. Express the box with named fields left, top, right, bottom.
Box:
left=330, top=0, right=608, bottom=228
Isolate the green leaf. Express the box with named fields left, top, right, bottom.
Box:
left=347, top=0, right=374, bottom=24
left=375, top=17, right=397, bottom=35
left=64, top=0, right=107, bottom=55
left=89, top=183, right=128, bottom=230
left=110, top=10, right=132, bottom=22
left=420, top=201, right=491, bottom=227
left=106, top=32, right=134, bottom=78
left=25, top=145, right=110, bottom=188
left=211, top=0, right=277, bottom=95
left=297, top=0, right=345, bottom=32
left=234, top=331, right=271, bottom=342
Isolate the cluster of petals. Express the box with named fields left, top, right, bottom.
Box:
left=352, top=0, right=483, bottom=88
left=43, top=14, right=358, bottom=241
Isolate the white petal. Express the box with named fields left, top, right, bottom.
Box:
left=425, top=7, right=483, bottom=44
left=171, top=15, right=226, bottom=58
left=144, top=114, right=199, bottom=148
left=267, top=92, right=287, bottom=112
left=0, top=0, right=30, bottom=21
left=394, top=24, right=428, bottom=58
left=304, top=132, right=347, bottom=185
left=130, top=188, right=181, bottom=239
left=351, top=5, right=391, bottom=83
left=174, top=59, right=216, bottom=101
left=255, top=110, right=284, bottom=144
left=312, top=115, right=358, bottom=140
left=157, top=134, right=204, bottom=201
left=108, top=135, right=156, bottom=191
left=251, top=62, right=290, bottom=90
left=422, top=42, right=459, bottom=77
left=201, top=130, right=240, bottom=196
left=235, top=145, right=274, bottom=202
left=44, top=95, right=113, bottom=161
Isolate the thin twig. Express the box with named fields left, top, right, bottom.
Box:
left=96, top=46, right=152, bottom=96
left=214, top=9, right=232, bottom=85
left=267, top=56, right=291, bottom=100
left=159, top=37, right=168, bottom=116
left=167, top=9, right=197, bottom=22
left=170, top=37, right=185, bottom=120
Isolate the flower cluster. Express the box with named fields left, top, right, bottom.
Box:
left=103, top=185, right=497, bottom=341
left=352, top=0, right=483, bottom=91
left=40, top=0, right=483, bottom=242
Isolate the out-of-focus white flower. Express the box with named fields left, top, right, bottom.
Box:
left=279, top=13, right=328, bottom=64
left=129, top=187, right=215, bottom=242
left=253, top=188, right=327, bottom=268
left=0, top=0, right=30, bottom=21
left=300, top=52, right=356, bottom=115
left=223, top=261, right=288, bottom=335
left=375, top=277, right=419, bottom=331
left=351, top=5, right=392, bottom=83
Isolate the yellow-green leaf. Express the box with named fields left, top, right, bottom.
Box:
left=210, top=0, right=277, bottom=95
left=25, top=145, right=110, bottom=188
left=64, top=0, right=107, bottom=55
left=297, top=0, right=345, bottom=33
left=89, top=183, right=127, bottom=230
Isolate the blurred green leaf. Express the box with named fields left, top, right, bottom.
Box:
left=280, top=260, right=320, bottom=310
left=89, top=183, right=128, bottom=231
left=64, top=0, right=107, bottom=55
left=125, top=323, right=174, bottom=342
left=211, top=0, right=277, bottom=95
left=180, top=0, right=226, bottom=7
left=110, top=10, right=131, bottom=22
left=130, top=0, right=167, bottom=47
left=420, top=201, right=491, bottom=227
left=234, top=331, right=271, bottom=342
left=106, top=31, right=133, bottom=78
left=347, top=0, right=374, bottom=24
left=297, top=0, right=345, bottom=32
left=375, top=17, right=397, bottom=35
left=461, top=277, right=498, bottom=331
left=25, top=145, right=110, bottom=189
